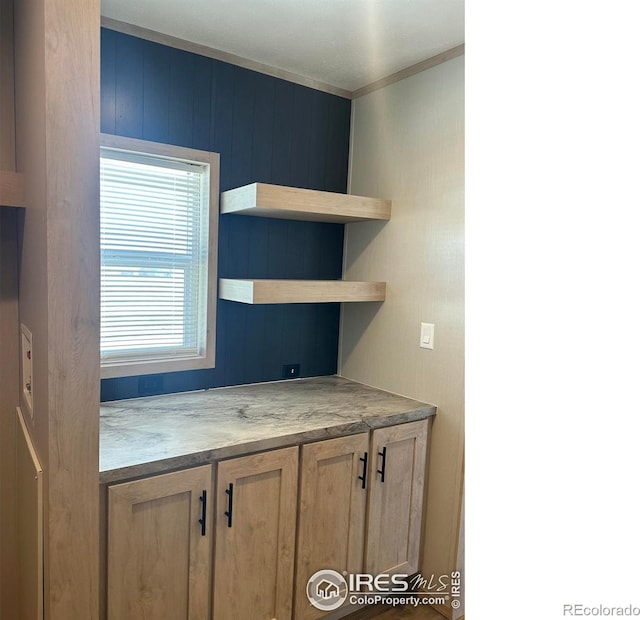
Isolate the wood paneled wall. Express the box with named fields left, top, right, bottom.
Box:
left=100, top=28, right=351, bottom=401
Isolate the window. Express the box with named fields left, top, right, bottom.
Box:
left=99, top=135, right=219, bottom=378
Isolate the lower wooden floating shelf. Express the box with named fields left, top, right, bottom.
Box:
left=219, top=279, right=386, bottom=304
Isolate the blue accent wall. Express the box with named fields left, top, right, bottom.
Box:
left=99, top=28, right=351, bottom=401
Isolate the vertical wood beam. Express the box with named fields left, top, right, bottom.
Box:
left=0, top=0, right=16, bottom=170
left=0, top=208, right=19, bottom=620
left=45, top=0, right=101, bottom=616
left=13, top=0, right=101, bottom=617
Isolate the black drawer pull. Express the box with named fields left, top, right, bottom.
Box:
left=198, top=490, right=207, bottom=536
left=358, top=452, right=368, bottom=489
left=377, top=446, right=387, bottom=483
left=224, top=483, right=234, bottom=528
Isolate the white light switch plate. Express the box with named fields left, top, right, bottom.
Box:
left=420, top=323, right=434, bottom=349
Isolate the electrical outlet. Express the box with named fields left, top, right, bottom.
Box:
left=20, top=324, right=34, bottom=417
left=282, top=364, right=300, bottom=379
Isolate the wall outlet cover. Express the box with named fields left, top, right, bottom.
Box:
left=20, top=324, right=34, bottom=417
left=282, top=364, right=301, bottom=379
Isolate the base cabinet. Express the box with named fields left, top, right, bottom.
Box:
left=295, top=433, right=370, bottom=620
left=104, top=419, right=429, bottom=620
left=295, top=419, right=429, bottom=619
left=107, top=465, right=213, bottom=620
left=213, top=446, right=298, bottom=620
left=365, top=420, right=429, bottom=576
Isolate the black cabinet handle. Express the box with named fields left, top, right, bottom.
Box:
left=224, top=483, right=234, bottom=528
left=377, top=446, right=387, bottom=483
left=358, top=452, right=368, bottom=489
left=198, top=490, right=207, bottom=536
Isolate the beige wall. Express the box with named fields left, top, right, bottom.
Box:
left=12, top=0, right=101, bottom=617
left=340, top=54, right=464, bottom=606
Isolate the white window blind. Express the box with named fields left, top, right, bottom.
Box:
left=100, top=147, right=210, bottom=370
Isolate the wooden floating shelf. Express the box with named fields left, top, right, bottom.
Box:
left=219, top=279, right=386, bottom=304
left=0, top=170, right=25, bottom=208
left=221, top=182, right=391, bottom=223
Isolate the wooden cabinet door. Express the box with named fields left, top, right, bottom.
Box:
left=213, top=446, right=298, bottom=620
left=108, top=465, right=213, bottom=620
left=294, top=433, right=369, bottom=620
left=365, top=419, right=429, bottom=576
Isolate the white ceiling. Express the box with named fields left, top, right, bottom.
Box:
left=101, top=0, right=465, bottom=93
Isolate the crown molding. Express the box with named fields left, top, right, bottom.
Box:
left=101, top=17, right=464, bottom=102
left=351, top=44, right=465, bottom=99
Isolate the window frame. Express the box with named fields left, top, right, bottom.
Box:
left=99, top=133, right=219, bottom=379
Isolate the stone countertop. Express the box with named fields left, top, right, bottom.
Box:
left=99, top=375, right=436, bottom=484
